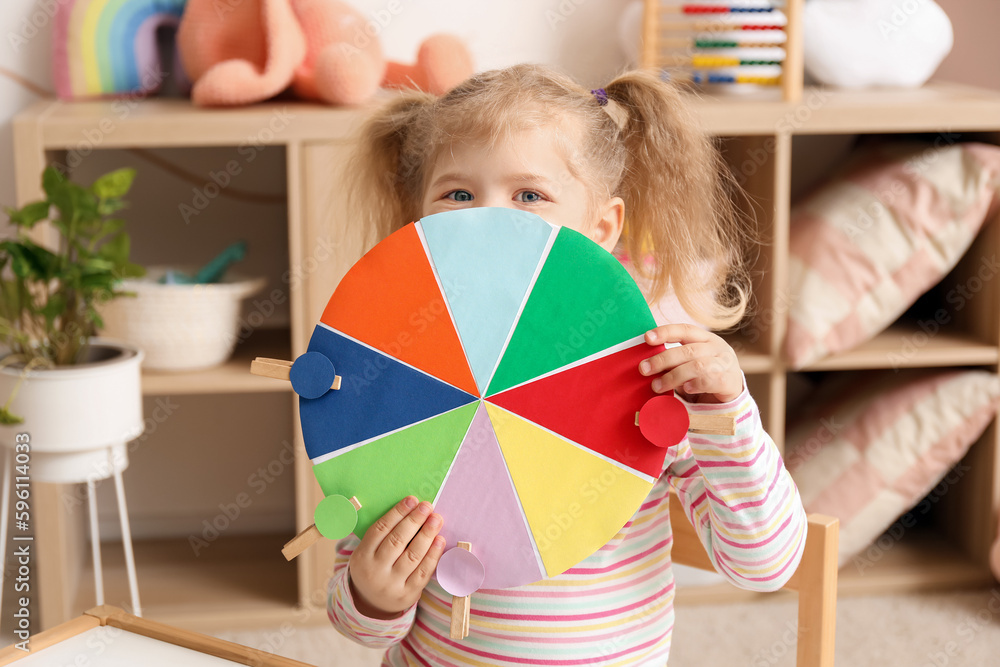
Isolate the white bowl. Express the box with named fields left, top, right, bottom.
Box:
left=99, top=267, right=266, bottom=371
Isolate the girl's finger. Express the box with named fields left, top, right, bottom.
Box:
left=655, top=357, right=738, bottom=396
left=407, top=534, right=447, bottom=589
left=640, top=342, right=718, bottom=377
left=646, top=323, right=713, bottom=346
left=393, top=512, right=444, bottom=578
left=374, top=501, right=434, bottom=563
left=358, top=496, right=418, bottom=558
left=652, top=360, right=704, bottom=394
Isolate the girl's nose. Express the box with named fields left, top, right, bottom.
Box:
left=472, top=194, right=513, bottom=210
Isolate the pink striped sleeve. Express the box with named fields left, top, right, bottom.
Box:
left=327, top=535, right=417, bottom=649
left=665, top=378, right=807, bottom=592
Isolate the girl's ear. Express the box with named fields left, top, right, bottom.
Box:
left=591, top=196, right=625, bottom=252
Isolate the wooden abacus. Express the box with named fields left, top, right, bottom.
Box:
left=641, top=0, right=804, bottom=101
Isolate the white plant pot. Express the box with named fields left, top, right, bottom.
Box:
left=0, top=339, right=144, bottom=484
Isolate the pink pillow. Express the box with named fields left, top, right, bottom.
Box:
left=785, top=369, right=1000, bottom=566
left=785, top=142, right=1000, bottom=369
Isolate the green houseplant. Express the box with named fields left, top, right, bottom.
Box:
left=0, top=166, right=145, bottom=424
left=0, top=167, right=149, bottom=617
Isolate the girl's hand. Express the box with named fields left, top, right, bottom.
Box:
left=348, top=496, right=445, bottom=620
left=639, top=324, right=743, bottom=404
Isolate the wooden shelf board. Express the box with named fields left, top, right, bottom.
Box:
left=141, top=328, right=292, bottom=395
left=74, top=533, right=300, bottom=631
left=690, top=82, right=1000, bottom=136
left=723, top=332, right=771, bottom=374
left=836, top=527, right=994, bottom=596
left=675, top=526, right=991, bottom=606
left=787, top=82, right=1000, bottom=135
left=799, top=325, right=998, bottom=372
left=18, top=82, right=1000, bottom=152
left=22, top=98, right=365, bottom=149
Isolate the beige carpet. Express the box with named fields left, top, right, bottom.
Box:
left=211, top=587, right=1000, bottom=666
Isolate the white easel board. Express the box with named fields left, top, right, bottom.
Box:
left=0, top=606, right=311, bottom=667
left=13, top=626, right=242, bottom=666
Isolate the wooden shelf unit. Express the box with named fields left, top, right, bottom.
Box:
left=73, top=535, right=301, bottom=630
left=675, top=523, right=994, bottom=607
left=12, top=81, right=1000, bottom=628
left=140, top=327, right=292, bottom=396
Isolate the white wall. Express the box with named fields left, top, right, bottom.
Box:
left=1, top=0, right=57, bottom=209
left=349, top=0, right=634, bottom=84
left=0, top=0, right=634, bottom=213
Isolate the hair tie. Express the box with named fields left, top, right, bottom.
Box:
left=591, top=87, right=627, bottom=130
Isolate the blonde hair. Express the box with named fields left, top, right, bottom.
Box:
left=346, top=64, right=749, bottom=330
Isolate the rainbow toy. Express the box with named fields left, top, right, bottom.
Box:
left=53, top=0, right=188, bottom=101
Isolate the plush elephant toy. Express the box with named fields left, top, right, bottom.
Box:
left=178, top=0, right=474, bottom=106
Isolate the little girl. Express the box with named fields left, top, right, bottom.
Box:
left=328, top=64, right=806, bottom=665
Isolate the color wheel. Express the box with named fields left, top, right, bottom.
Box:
left=294, top=208, right=683, bottom=592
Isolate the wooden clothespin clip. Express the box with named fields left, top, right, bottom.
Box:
left=449, top=542, right=473, bottom=640
left=250, top=357, right=342, bottom=391
left=634, top=412, right=737, bottom=436
left=635, top=395, right=737, bottom=449
left=282, top=496, right=362, bottom=561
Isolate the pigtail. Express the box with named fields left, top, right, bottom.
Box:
left=346, top=89, right=436, bottom=243
left=605, top=71, right=750, bottom=330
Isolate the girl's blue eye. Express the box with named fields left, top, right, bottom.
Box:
left=516, top=191, right=543, bottom=203
left=447, top=190, right=473, bottom=202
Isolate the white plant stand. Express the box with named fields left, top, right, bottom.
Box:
left=0, top=339, right=145, bottom=618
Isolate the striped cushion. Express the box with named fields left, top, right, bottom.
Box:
left=785, top=369, right=1000, bottom=566
left=785, top=142, right=1000, bottom=369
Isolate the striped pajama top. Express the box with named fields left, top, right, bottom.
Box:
left=327, top=385, right=807, bottom=666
